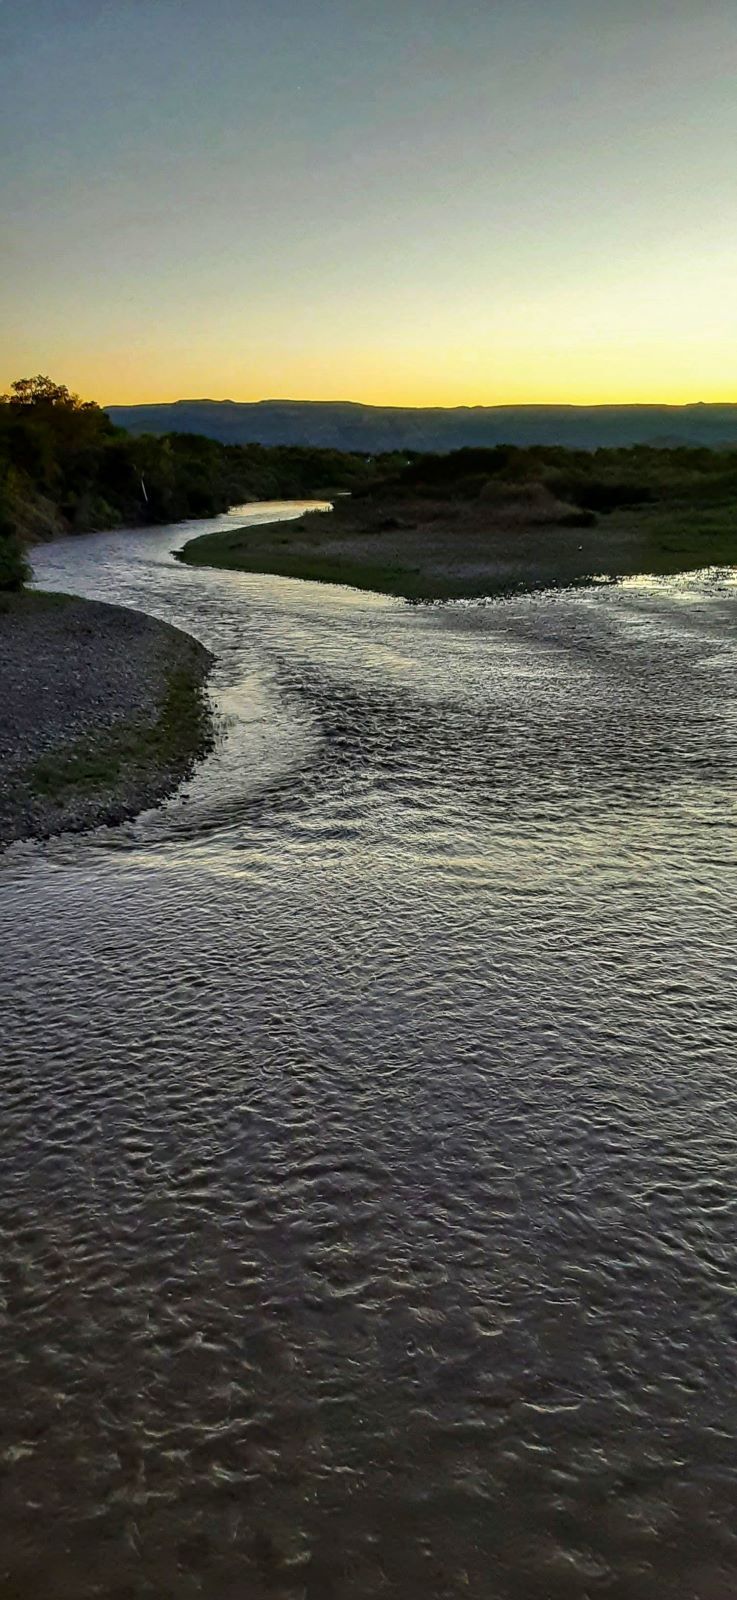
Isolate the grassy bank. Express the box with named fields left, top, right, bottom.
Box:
left=176, top=491, right=737, bottom=601
left=178, top=523, right=430, bottom=598
left=29, top=660, right=212, bottom=804
left=0, top=587, right=78, bottom=617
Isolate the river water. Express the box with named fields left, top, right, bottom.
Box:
left=2, top=504, right=737, bottom=1599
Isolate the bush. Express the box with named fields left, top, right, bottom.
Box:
left=563, top=481, right=655, bottom=513
left=557, top=508, right=598, bottom=528
left=0, top=503, right=30, bottom=589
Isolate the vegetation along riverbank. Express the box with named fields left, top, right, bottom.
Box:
left=0, top=375, right=400, bottom=543
left=0, top=590, right=213, bottom=848
left=178, top=444, right=737, bottom=600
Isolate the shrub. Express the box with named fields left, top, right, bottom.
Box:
left=0, top=523, right=29, bottom=590
left=557, top=508, right=598, bottom=528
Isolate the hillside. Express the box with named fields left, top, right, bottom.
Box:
left=106, top=398, right=737, bottom=453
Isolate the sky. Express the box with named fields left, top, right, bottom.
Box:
left=2, top=0, right=736, bottom=407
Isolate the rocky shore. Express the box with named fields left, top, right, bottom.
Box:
left=0, top=591, right=214, bottom=848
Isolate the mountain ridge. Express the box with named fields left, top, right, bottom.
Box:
left=105, top=398, right=737, bottom=453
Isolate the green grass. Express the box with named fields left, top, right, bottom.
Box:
left=29, top=666, right=212, bottom=801
left=175, top=523, right=513, bottom=599
left=176, top=497, right=737, bottom=602
left=0, top=587, right=77, bottom=616
left=629, top=500, right=737, bottom=573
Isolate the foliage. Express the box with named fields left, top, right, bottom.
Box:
left=365, top=442, right=737, bottom=510
left=0, top=376, right=382, bottom=555
left=0, top=489, right=30, bottom=590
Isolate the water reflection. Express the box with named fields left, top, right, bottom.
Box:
left=1, top=508, right=736, bottom=1597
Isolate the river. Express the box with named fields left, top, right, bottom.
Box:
left=2, top=503, right=737, bottom=1598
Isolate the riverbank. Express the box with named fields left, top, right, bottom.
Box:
left=0, top=590, right=214, bottom=847
left=176, top=488, right=737, bottom=599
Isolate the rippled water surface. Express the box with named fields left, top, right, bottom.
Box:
left=2, top=506, right=737, bottom=1599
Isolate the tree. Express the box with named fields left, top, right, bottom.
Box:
left=2, top=377, right=101, bottom=419
left=2, top=375, right=92, bottom=410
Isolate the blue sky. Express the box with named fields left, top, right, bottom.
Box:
left=2, top=0, right=736, bottom=403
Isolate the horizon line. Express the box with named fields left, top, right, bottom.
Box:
left=102, top=396, right=737, bottom=412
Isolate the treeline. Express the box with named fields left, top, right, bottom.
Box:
left=357, top=442, right=737, bottom=513
left=0, top=375, right=400, bottom=589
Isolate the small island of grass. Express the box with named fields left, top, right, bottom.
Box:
left=177, top=444, right=737, bottom=600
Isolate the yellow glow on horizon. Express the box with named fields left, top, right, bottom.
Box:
left=4, top=252, right=735, bottom=410
left=3, top=241, right=736, bottom=410
left=2, top=350, right=735, bottom=412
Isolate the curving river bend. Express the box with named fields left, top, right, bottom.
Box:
left=2, top=504, right=737, bottom=1599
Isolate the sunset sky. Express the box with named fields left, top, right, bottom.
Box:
left=2, top=0, right=736, bottom=407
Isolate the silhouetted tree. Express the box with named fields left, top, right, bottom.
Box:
left=2, top=375, right=92, bottom=410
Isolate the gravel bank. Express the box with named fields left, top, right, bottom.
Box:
left=0, top=592, right=214, bottom=847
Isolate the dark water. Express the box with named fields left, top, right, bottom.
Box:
left=2, top=506, right=737, bottom=1599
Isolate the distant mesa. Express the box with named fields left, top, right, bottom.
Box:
left=104, top=398, right=737, bottom=453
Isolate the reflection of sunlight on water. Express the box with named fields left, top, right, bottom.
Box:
left=442, top=566, right=737, bottom=610
left=619, top=563, right=737, bottom=595
left=221, top=498, right=332, bottom=524
left=3, top=513, right=737, bottom=1600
